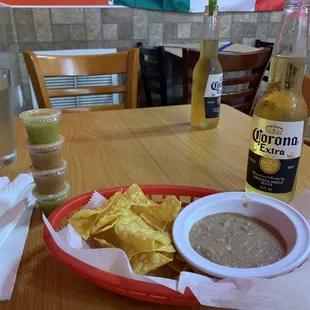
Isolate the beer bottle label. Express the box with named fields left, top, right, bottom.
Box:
left=204, top=73, right=223, bottom=119
left=246, top=116, right=304, bottom=194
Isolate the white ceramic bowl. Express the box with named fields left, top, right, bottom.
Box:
left=173, top=192, right=310, bottom=279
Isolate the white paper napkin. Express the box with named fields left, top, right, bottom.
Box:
left=43, top=189, right=310, bottom=310
left=0, top=174, right=35, bottom=301
left=0, top=174, right=33, bottom=219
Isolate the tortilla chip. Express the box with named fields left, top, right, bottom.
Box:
left=130, top=251, right=173, bottom=275
left=93, top=217, right=119, bottom=235
left=159, top=252, right=174, bottom=260
left=114, top=209, right=171, bottom=251
left=138, top=196, right=182, bottom=232
left=123, top=184, right=155, bottom=206
left=90, top=193, right=132, bottom=235
left=69, top=208, right=103, bottom=240
left=97, top=191, right=122, bottom=212
left=93, top=237, right=115, bottom=248
left=69, top=191, right=122, bottom=240
left=121, top=242, right=175, bottom=260
left=93, top=227, right=122, bottom=248
left=157, top=244, right=176, bottom=254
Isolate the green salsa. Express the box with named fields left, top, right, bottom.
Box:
left=25, top=121, right=59, bottom=144
left=33, top=181, right=70, bottom=216
left=19, top=109, right=62, bottom=144
left=37, top=196, right=68, bottom=216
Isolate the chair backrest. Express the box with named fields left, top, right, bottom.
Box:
left=182, top=48, right=199, bottom=105
left=23, top=49, right=139, bottom=112
left=254, top=40, right=275, bottom=49
left=182, top=47, right=272, bottom=115
left=139, top=46, right=168, bottom=107
left=255, top=40, right=274, bottom=83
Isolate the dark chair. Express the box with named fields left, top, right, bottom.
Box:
left=255, top=40, right=274, bottom=83
left=182, top=48, right=199, bottom=106
left=137, top=43, right=168, bottom=107
left=182, top=47, right=272, bottom=115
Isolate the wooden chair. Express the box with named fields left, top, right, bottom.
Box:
left=138, top=45, right=168, bottom=107
left=182, top=47, right=272, bottom=115
left=255, top=40, right=274, bottom=83
left=23, top=49, right=139, bottom=112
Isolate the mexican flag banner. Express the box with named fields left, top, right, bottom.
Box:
left=114, top=0, right=284, bottom=12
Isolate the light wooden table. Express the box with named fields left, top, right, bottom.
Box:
left=1, top=105, right=310, bottom=310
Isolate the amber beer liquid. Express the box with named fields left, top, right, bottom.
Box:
left=245, top=0, right=309, bottom=203
left=191, top=2, right=223, bottom=129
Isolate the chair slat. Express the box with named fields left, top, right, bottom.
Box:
left=61, top=104, right=126, bottom=113
left=140, top=58, right=160, bottom=71
left=141, top=70, right=161, bottom=82
left=222, top=89, right=254, bottom=101
left=36, top=52, right=128, bottom=76
left=223, top=73, right=259, bottom=86
left=48, top=85, right=127, bottom=98
left=140, top=47, right=160, bottom=57
left=218, top=51, right=271, bottom=71
left=145, top=83, right=162, bottom=95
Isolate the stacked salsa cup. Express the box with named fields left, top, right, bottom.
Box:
left=19, top=109, right=70, bottom=215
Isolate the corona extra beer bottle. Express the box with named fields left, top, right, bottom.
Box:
left=245, top=0, right=309, bottom=203
left=191, top=0, right=223, bottom=129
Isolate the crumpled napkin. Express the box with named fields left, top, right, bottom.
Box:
left=0, top=174, right=35, bottom=301
left=43, top=189, right=310, bottom=309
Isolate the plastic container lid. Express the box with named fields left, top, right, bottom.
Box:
left=32, top=181, right=71, bottom=202
left=19, top=109, right=62, bottom=124
left=25, top=135, right=65, bottom=154
left=29, top=159, right=68, bottom=178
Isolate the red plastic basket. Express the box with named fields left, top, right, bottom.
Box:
left=43, top=185, right=221, bottom=307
